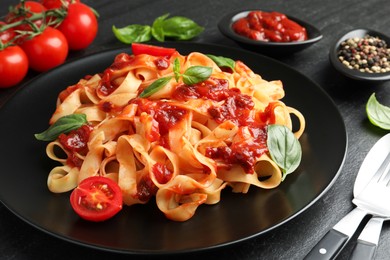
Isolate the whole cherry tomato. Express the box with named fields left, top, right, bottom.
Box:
left=20, top=27, right=68, bottom=72
left=0, top=46, right=29, bottom=88
left=6, top=1, right=46, bottom=32
left=70, top=176, right=123, bottom=222
left=40, top=0, right=80, bottom=9
left=57, top=2, right=98, bottom=50
left=0, top=21, right=16, bottom=45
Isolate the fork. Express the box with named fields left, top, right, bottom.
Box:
left=347, top=155, right=390, bottom=260
left=305, top=150, right=390, bottom=260
left=352, top=151, right=390, bottom=220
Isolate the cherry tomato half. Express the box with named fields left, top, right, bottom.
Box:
left=40, top=0, right=80, bottom=10
left=57, top=2, right=98, bottom=50
left=131, top=43, right=177, bottom=57
left=20, top=26, right=68, bottom=72
left=70, top=176, right=123, bottom=222
left=0, top=46, right=29, bottom=88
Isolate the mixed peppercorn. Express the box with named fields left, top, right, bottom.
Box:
left=337, top=35, right=390, bottom=73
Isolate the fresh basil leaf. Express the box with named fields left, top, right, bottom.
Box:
left=162, top=16, right=204, bottom=40
left=139, top=76, right=173, bottom=98
left=366, top=93, right=390, bottom=130
left=151, top=13, right=169, bottom=42
left=267, top=124, right=302, bottom=180
left=112, top=24, right=151, bottom=44
left=173, top=58, right=181, bottom=82
left=182, top=66, right=212, bottom=85
left=206, top=54, right=235, bottom=71
left=35, top=114, right=88, bottom=141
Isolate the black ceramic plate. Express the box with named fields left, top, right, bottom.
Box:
left=218, top=10, right=323, bottom=55
left=329, top=28, right=390, bottom=81
left=0, top=42, right=346, bottom=255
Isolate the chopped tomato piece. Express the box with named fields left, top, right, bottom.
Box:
left=70, top=176, right=123, bottom=222
left=131, top=43, right=176, bottom=57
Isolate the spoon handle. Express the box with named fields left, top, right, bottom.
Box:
left=349, top=216, right=385, bottom=260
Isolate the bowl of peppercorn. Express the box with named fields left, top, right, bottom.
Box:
left=218, top=9, right=323, bottom=56
left=329, top=28, right=390, bottom=81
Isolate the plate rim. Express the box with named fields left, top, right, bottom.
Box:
left=0, top=42, right=347, bottom=255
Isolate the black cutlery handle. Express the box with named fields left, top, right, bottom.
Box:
left=349, top=240, right=376, bottom=260
left=304, top=229, right=349, bottom=260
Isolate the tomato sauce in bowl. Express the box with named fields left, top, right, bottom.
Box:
left=218, top=9, right=322, bottom=55
left=232, top=11, right=308, bottom=43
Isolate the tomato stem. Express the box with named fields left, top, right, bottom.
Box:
left=1, top=12, right=66, bottom=33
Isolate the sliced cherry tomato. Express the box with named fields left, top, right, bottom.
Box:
left=70, top=176, right=123, bottom=222
left=57, top=2, right=98, bottom=50
left=6, top=1, right=46, bottom=32
left=40, top=0, right=80, bottom=10
left=131, top=43, right=177, bottom=57
left=20, top=26, right=68, bottom=72
left=0, top=46, right=29, bottom=88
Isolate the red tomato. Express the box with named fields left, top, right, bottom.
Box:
left=6, top=1, right=46, bottom=32
left=57, top=3, right=98, bottom=50
left=132, top=43, right=177, bottom=57
left=20, top=27, right=68, bottom=72
left=70, top=176, right=123, bottom=222
left=0, top=46, right=29, bottom=88
left=0, top=22, right=16, bottom=44
left=41, top=0, right=80, bottom=9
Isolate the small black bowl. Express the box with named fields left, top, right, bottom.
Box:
left=218, top=10, right=323, bottom=56
left=329, top=29, right=390, bottom=81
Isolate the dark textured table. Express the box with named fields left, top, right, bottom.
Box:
left=1, top=0, right=390, bottom=259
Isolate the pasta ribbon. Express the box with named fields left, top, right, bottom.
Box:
left=42, top=48, right=305, bottom=221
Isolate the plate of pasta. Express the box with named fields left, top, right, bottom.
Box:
left=0, top=42, right=346, bottom=254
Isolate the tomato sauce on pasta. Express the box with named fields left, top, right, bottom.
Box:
left=41, top=46, right=305, bottom=221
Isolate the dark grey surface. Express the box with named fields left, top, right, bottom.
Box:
left=0, top=0, right=389, bottom=259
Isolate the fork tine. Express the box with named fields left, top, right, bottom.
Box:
left=381, top=162, right=390, bottom=186
left=370, top=150, right=390, bottom=184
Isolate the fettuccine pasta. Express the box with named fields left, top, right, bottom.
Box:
left=41, top=46, right=305, bottom=221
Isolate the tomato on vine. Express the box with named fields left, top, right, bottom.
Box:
left=57, top=2, right=98, bottom=50
left=0, top=45, right=29, bottom=88
left=20, top=26, right=68, bottom=72
left=0, top=0, right=99, bottom=87
left=6, top=1, right=46, bottom=32
left=0, top=22, right=16, bottom=44
left=40, top=0, right=80, bottom=10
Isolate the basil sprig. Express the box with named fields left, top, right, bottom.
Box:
left=139, top=59, right=212, bottom=98
left=173, top=58, right=212, bottom=85
left=182, top=66, right=213, bottom=85
left=35, top=114, right=88, bottom=141
left=267, top=124, right=302, bottom=180
left=366, top=93, right=390, bottom=130
left=112, top=25, right=152, bottom=44
left=153, top=14, right=204, bottom=41
left=113, top=13, right=204, bottom=44
left=173, top=58, right=181, bottom=82
left=206, top=54, right=236, bottom=71
left=151, top=13, right=169, bottom=42
left=139, top=76, right=173, bottom=98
